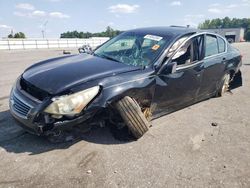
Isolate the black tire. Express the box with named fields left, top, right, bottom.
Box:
left=115, top=96, right=149, bottom=139
left=227, top=38, right=235, bottom=43
left=216, top=73, right=230, bottom=97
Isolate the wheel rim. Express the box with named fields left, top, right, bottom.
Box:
left=222, top=74, right=230, bottom=94
left=143, top=108, right=152, bottom=121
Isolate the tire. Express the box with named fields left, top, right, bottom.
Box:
left=216, top=73, right=230, bottom=97
left=115, top=96, right=149, bottom=139
left=227, top=38, right=235, bottom=43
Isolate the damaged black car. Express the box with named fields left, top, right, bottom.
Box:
left=9, top=27, right=242, bottom=139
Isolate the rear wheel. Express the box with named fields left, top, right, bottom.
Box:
left=216, top=73, right=230, bottom=97
left=115, top=96, right=149, bottom=139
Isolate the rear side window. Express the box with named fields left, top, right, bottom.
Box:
left=218, top=37, right=226, bottom=53
left=205, top=35, right=218, bottom=57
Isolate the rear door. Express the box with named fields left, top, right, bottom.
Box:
left=197, top=34, right=227, bottom=99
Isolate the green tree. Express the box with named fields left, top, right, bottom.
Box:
left=8, top=34, right=13, bottom=38
left=13, top=32, right=26, bottom=38
left=106, top=26, right=114, bottom=37
left=60, top=27, right=122, bottom=38
left=199, top=17, right=250, bottom=31
left=222, top=17, right=231, bottom=28
left=199, top=17, right=250, bottom=40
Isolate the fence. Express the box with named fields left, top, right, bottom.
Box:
left=0, top=37, right=109, bottom=50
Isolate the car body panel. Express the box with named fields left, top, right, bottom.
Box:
left=23, top=54, right=140, bottom=95
left=198, top=55, right=226, bottom=98
left=153, top=65, right=202, bottom=116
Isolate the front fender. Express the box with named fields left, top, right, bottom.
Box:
left=89, top=70, right=156, bottom=109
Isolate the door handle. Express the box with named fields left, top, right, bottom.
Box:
left=194, top=70, right=202, bottom=77
left=196, top=73, right=201, bottom=77
left=194, top=65, right=203, bottom=76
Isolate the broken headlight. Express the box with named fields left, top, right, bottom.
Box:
left=44, top=86, right=100, bottom=115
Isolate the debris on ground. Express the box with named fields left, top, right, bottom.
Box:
left=190, top=133, right=205, bottom=151
left=211, top=122, right=218, bottom=127
left=63, top=50, right=71, bottom=54
left=47, top=131, right=76, bottom=143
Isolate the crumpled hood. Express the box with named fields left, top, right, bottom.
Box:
left=22, top=54, right=140, bottom=94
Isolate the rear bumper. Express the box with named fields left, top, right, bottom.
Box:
left=9, top=79, right=98, bottom=136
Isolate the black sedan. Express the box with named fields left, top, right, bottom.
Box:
left=9, top=27, right=242, bottom=139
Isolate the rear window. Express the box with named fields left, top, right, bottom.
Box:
left=218, top=37, right=226, bottom=53
left=205, top=35, right=219, bottom=57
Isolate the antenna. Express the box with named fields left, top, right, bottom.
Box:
left=41, top=20, right=48, bottom=39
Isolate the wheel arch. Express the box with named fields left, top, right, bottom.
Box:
left=102, top=84, right=155, bottom=109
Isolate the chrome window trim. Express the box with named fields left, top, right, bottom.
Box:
left=176, top=60, right=203, bottom=71
left=157, top=32, right=205, bottom=73
left=217, top=35, right=227, bottom=53
left=163, top=32, right=228, bottom=71
left=204, top=34, right=228, bottom=60
left=203, top=51, right=227, bottom=60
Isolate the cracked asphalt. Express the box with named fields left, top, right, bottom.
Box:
left=0, top=44, right=250, bottom=188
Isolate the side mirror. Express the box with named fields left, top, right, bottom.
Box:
left=160, top=61, right=177, bottom=75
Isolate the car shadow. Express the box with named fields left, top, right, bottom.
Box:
left=0, top=110, right=131, bottom=155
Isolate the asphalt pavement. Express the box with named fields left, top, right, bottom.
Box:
left=0, top=44, right=249, bottom=188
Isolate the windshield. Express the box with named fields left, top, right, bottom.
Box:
left=94, top=32, right=168, bottom=67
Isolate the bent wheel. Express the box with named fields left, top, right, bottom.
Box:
left=115, top=96, right=149, bottom=139
left=216, top=73, right=230, bottom=97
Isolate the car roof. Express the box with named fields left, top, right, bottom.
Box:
left=127, top=26, right=199, bottom=39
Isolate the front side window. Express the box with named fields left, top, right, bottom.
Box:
left=167, top=36, right=189, bottom=57
left=218, top=37, right=226, bottom=53
left=94, top=32, right=168, bottom=67
left=172, top=35, right=204, bottom=66
left=205, top=35, right=219, bottom=57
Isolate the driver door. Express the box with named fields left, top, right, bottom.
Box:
left=153, top=34, right=205, bottom=116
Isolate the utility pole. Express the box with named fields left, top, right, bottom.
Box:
left=42, top=30, right=45, bottom=39
left=41, top=20, right=48, bottom=39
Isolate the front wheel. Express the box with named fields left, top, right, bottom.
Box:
left=115, top=96, right=149, bottom=139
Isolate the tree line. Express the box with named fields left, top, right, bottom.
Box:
left=60, top=26, right=122, bottom=38
left=7, top=18, right=250, bottom=41
left=198, top=17, right=250, bottom=41
left=8, top=32, right=26, bottom=39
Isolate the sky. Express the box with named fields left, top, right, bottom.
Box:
left=0, top=0, right=249, bottom=38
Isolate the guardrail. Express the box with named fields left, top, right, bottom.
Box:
left=0, top=37, right=109, bottom=50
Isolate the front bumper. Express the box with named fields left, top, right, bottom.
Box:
left=9, top=80, right=97, bottom=136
